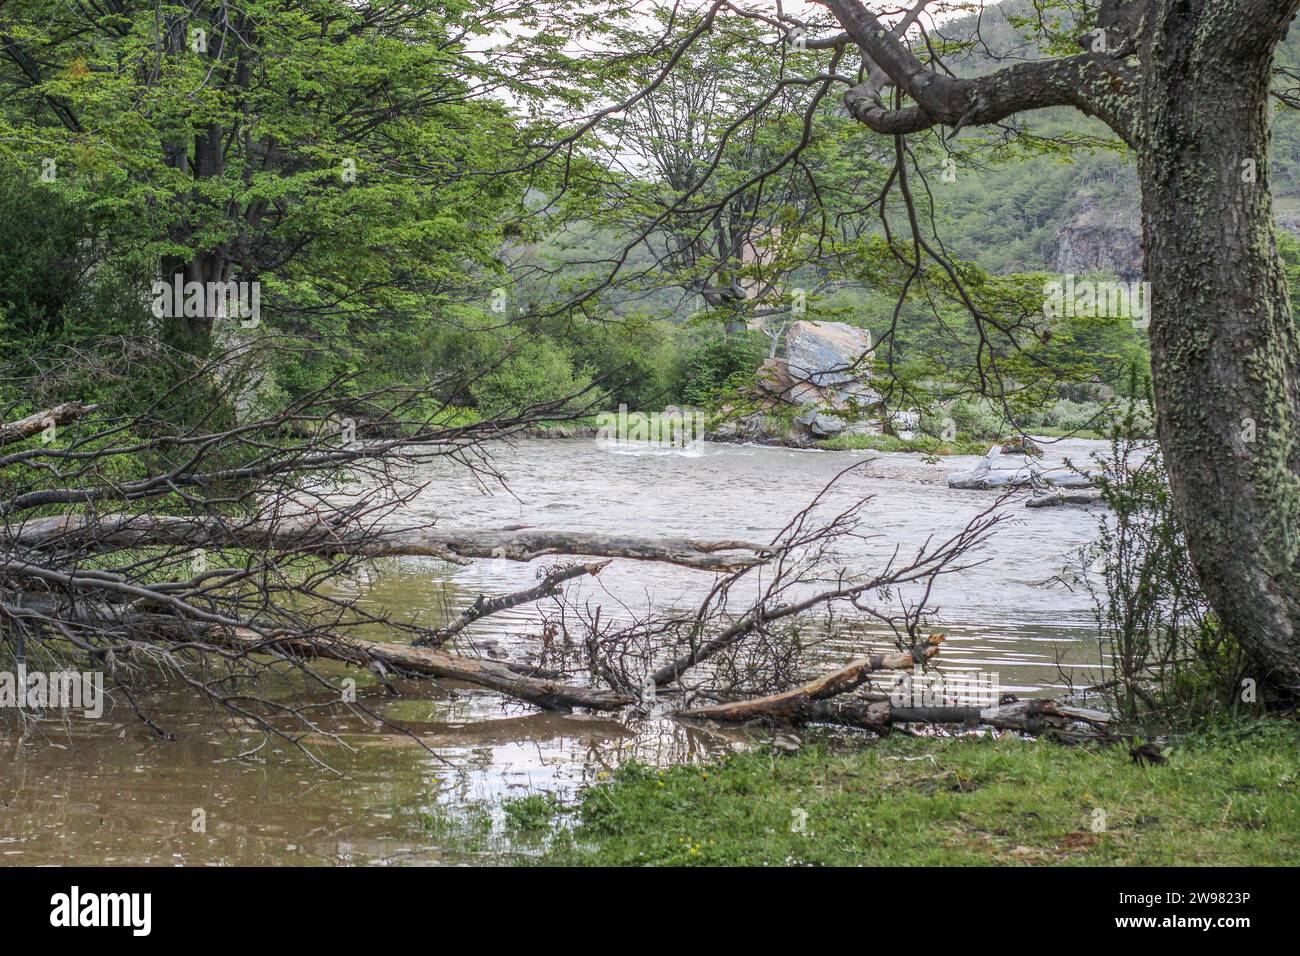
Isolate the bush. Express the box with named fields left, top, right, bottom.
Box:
left=675, top=330, right=767, bottom=407
left=563, top=315, right=679, bottom=410
left=470, top=337, right=600, bottom=417
left=1083, top=399, right=1254, bottom=728
left=502, top=793, right=564, bottom=831
left=0, top=177, right=149, bottom=355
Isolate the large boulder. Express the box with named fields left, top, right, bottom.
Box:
left=999, top=435, right=1044, bottom=457
left=785, top=320, right=873, bottom=388
left=796, top=409, right=846, bottom=438
left=758, top=321, right=880, bottom=412
left=751, top=321, right=884, bottom=441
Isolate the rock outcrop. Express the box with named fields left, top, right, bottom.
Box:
left=755, top=320, right=882, bottom=439
left=1052, top=191, right=1143, bottom=282
left=1025, top=490, right=1104, bottom=508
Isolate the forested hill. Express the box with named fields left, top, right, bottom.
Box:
left=929, top=0, right=1300, bottom=278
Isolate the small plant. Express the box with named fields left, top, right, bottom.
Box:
left=1084, top=390, right=1253, bottom=728
left=502, top=793, right=565, bottom=831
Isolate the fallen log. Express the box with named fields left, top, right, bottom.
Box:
left=424, top=525, right=765, bottom=570
left=0, top=402, right=97, bottom=445
left=686, top=693, right=1112, bottom=735
left=674, top=634, right=945, bottom=722
left=211, top=626, right=634, bottom=712
left=948, top=446, right=1095, bottom=491
left=11, top=596, right=633, bottom=712
left=12, top=513, right=767, bottom=571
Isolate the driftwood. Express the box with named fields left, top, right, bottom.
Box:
left=0, top=402, right=97, bottom=445
left=13, top=587, right=1115, bottom=732
left=674, top=634, right=945, bottom=721
left=683, top=692, right=1111, bottom=735
left=1026, top=490, right=1104, bottom=509
left=415, top=560, right=610, bottom=647
left=805, top=698, right=1113, bottom=733
left=13, top=513, right=767, bottom=571
left=207, top=625, right=634, bottom=712
left=673, top=631, right=1112, bottom=736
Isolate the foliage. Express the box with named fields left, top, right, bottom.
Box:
left=675, top=330, right=768, bottom=408
left=1085, top=398, right=1255, bottom=727
left=502, top=793, right=566, bottom=831
left=470, top=337, right=600, bottom=418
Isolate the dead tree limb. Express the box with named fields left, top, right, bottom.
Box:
left=10, top=596, right=632, bottom=713
left=210, top=626, right=634, bottom=713
left=735, top=697, right=1113, bottom=737
left=0, top=402, right=97, bottom=445
left=415, top=560, right=611, bottom=647
left=13, top=514, right=766, bottom=571
left=650, top=495, right=1000, bottom=687
left=674, top=634, right=945, bottom=721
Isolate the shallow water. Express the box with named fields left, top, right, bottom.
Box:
left=1, top=437, right=1111, bottom=865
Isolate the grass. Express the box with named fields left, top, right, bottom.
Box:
left=816, top=433, right=989, bottom=455
left=1031, top=425, right=1113, bottom=440
left=527, top=721, right=1300, bottom=866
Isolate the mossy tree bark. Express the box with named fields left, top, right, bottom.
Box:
left=819, top=0, right=1300, bottom=693
left=1137, top=0, right=1300, bottom=694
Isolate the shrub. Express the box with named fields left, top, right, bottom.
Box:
left=675, top=330, right=767, bottom=407
left=470, top=337, right=599, bottom=417
left=1083, top=399, right=1254, bottom=728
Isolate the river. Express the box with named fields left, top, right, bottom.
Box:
left=1, top=437, right=1111, bottom=864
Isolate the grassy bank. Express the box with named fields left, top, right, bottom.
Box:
left=815, top=433, right=989, bottom=455
left=498, top=722, right=1299, bottom=866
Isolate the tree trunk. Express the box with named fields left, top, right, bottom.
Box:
left=1138, top=3, right=1300, bottom=695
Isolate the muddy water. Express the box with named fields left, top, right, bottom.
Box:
left=1, top=438, right=1109, bottom=865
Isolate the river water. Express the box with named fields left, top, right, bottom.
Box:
left=1, top=438, right=1111, bottom=865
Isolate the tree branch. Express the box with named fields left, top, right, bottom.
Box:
left=415, top=560, right=611, bottom=647
left=819, top=0, right=1139, bottom=142
left=673, top=633, right=943, bottom=721
left=13, top=513, right=769, bottom=571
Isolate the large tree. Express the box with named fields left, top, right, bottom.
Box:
left=541, top=0, right=1300, bottom=694
left=0, top=0, right=548, bottom=352
left=810, top=0, right=1300, bottom=693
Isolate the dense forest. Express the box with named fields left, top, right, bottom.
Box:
left=1, top=0, right=1195, bottom=445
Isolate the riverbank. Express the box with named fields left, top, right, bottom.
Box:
left=492, top=720, right=1299, bottom=865
left=1, top=437, right=1122, bottom=863
left=521, top=420, right=990, bottom=454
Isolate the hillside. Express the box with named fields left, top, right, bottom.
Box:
left=930, top=0, right=1300, bottom=276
